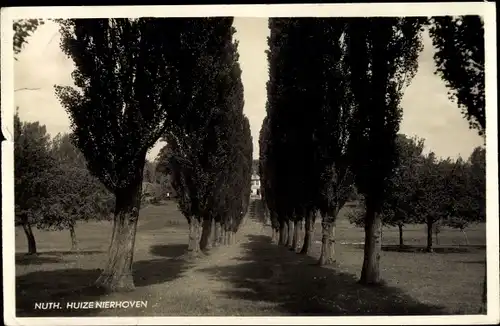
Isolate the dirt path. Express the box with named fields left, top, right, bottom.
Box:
left=142, top=216, right=279, bottom=316
left=94, top=216, right=285, bottom=316
left=89, top=215, right=445, bottom=317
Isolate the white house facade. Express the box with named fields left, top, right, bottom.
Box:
left=250, top=173, right=261, bottom=198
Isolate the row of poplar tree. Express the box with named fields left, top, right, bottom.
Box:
left=259, top=16, right=485, bottom=286
left=14, top=17, right=252, bottom=292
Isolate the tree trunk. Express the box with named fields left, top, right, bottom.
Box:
left=398, top=224, right=404, bottom=247
left=426, top=218, right=434, bottom=253
left=461, top=228, right=469, bottom=245
left=359, top=203, right=382, bottom=285
left=225, top=229, right=232, bottom=245
left=300, top=213, right=313, bottom=255
left=271, top=227, right=277, bottom=243
left=221, top=227, right=227, bottom=245
left=95, top=180, right=142, bottom=292
left=319, top=217, right=336, bottom=266
left=291, top=219, right=301, bottom=251
left=434, top=224, right=440, bottom=245
left=278, top=221, right=287, bottom=246
left=22, top=222, right=37, bottom=255
left=199, top=218, right=213, bottom=251
left=69, top=223, right=78, bottom=251
left=188, top=218, right=202, bottom=254
left=286, top=219, right=294, bottom=248
left=213, top=220, right=221, bottom=247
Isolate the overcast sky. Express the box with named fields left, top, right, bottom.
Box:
left=13, top=18, right=484, bottom=161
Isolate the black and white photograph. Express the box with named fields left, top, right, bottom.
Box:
left=1, top=3, right=498, bottom=325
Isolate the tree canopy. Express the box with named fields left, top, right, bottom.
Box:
left=429, top=16, right=485, bottom=137
left=344, top=17, right=426, bottom=284
left=14, top=112, right=56, bottom=254
left=155, top=18, right=252, bottom=251
left=54, top=18, right=203, bottom=291
left=13, top=19, right=45, bottom=56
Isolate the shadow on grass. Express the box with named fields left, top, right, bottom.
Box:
left=150, top=244, right=188, bottom=258
left=351, top=244, right=484, bottom=254
left=16, top=255, right=191, bottom=317
left=15, top=251, right=105, bottom=265
left=43, top=250, right=105, bottom=256
left=15, top=253, right=64, bottom=265
left=199, top=234, right=447, bottom=316
left=133, top=256, right=191, bottom=287
left=459, top=260, right=486, bottom=265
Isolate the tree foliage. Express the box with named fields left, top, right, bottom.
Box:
left=55, top=19, right=181, bottom=193
left=13, top=19, right=45, bottom=56
left=347, top=134, right=425, bottom=247
left=428, top=17, right=486, bottom=308
left=350, top=144, right=486, bottom=250
left=382, top=134, right=425, bottom=228
left=14, top=112, right=56, bottom=254
left=39, top=166, right=114, bottom=228
left=466, top=146, right=486, bottom=222
left=428, top=16, right=485, bottom=136
left=38, top=133, right=114, bottom=236
left=259, top=116, right=279, bottom=235
left=50, top=133, right=86, bottom=167
left=263, top=18, right=297, bottom=247
left=439, top=151, right=485, bottom=233
left=262, top=18, right=358, bottom=261
left=157, top=18, right=251, bottom=251
left=344, top=17, right=426, bottom=284
left=54, top=18, right=193, bottom=291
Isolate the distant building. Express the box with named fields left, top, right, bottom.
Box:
left=250, top=173, right=261, bottom=198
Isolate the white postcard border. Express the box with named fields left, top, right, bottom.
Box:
left=2, top=3, right=498, bottom=325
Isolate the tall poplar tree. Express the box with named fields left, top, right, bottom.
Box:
left=161, top=18, right=250, bottom=252
left=344, top=17, right=425, bottom=284
left=55, top=18, right=184, bottom=291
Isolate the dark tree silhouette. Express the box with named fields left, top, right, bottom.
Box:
left=259, top=117, right=281, bottom=243
left=159, top=18, right=251, bottom=253
left=264, top=18, right=298, bottom=248
left=344, top=17, right=425, bottom=285
left=55, top=18, right=183, bottom=291
left=13, top=19, right=45, bottom=56
left=429, top=16, right=485, bottom=137
left=309, top=19, right=356, bottom=265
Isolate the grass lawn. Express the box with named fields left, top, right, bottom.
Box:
left=308, top=206, right=486, bottom=314
left=14, top=201, right=486, bottom=316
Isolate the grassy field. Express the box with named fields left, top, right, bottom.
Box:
left=308, top=207, right=486, bottom=314
left=14, top=200, right=486, bottom=316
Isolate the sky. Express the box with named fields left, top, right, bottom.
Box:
left=13, top=18, right=484, bottom=161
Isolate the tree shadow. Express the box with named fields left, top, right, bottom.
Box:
left=16, top=268, right=103, bottom=317
left=41, top=250, right=105, bottom=256
left=150, top=244, right=188, bottom=258
left=15, top=253, right=64, bottom=265
left=351, top=244, right=483, bottom=254
left=198, top=234, right=447, bottom=316
left=459, top=260, right=486, bottom=265
left=16, top=256, right=191, bottom=317
left=133, top=257, right=191, bottom=287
